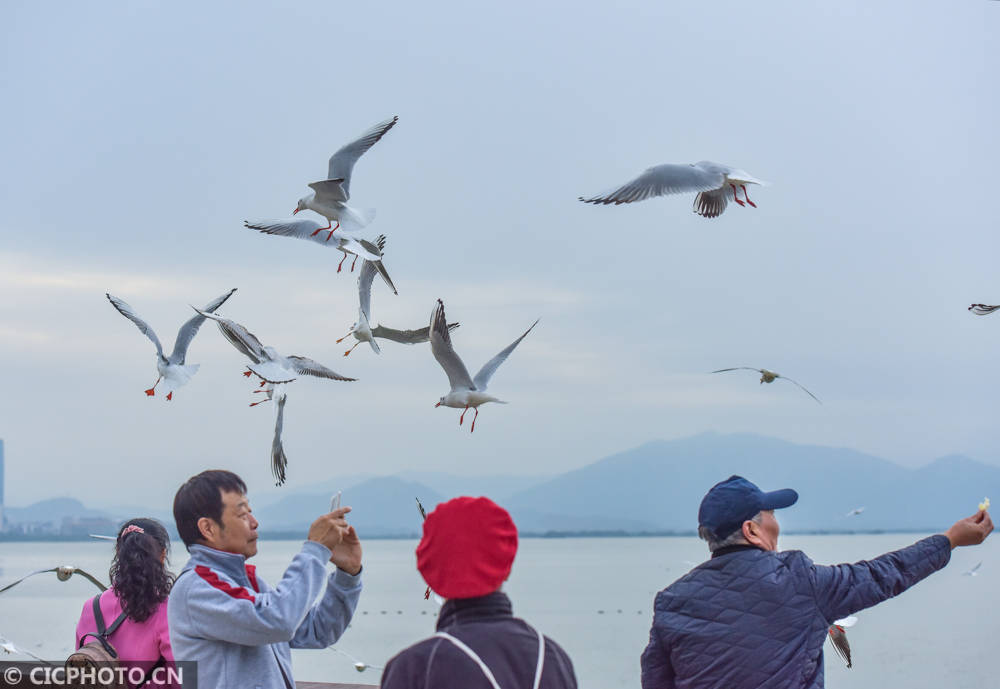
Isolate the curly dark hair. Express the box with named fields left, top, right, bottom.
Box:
left=109, top=517, right=173, bottom=623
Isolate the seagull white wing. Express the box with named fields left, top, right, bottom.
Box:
left=833, top=616, right=858, bottom=628
left=778, top=375, right=823, bottom=404
left=710, top=367, right=763, bottom=374
left=0, top=635, right=48, bottom=662
left=430, top=300, right=475, bottom=392
left=247, top=361, right=297, bottom=384
left=0, top=568, right=57, bottom=594
left=579, top=163, right=725, bottom=205
left=271, top=391, right=288, bottom=486
left=964, top=561, right=982, bottom=575
left=327, top=116, right=399, bottom=197
left=357, top=234, right=387, bottom=320
left=245, top=218, right=379, bottom=257
left=106, top=294, right=164, bottom=359
left=286, top=355, right=357, bottom=382
left=195, top=309, right=267, bottom=364
left=169, top=288, right=237, bottom=364
left=373, top=322, right=458, bottom=344
left=472, top=319, right=539, bottom=391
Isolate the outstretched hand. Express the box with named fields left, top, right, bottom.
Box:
left=330, top=524, right=363, bottom=576
left=944, top=510, right=993, bottom=548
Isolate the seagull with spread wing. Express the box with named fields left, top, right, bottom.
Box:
left=1, top=634, right=49, bottom=663
left=195, top=309, right=356, bottom=485
left=338, top=236, right=457, bottom=356
left=0, top=566, right=107, bottom=595
left=962, top=561, right=982, bottom=576
left=106, top=288, right=236, bottom=399
left=243, top=219, right=397, bottom=292
left=579, top=161, right=767, bottom=218
left=827, top=616, right=857, bottom=669
left=293, top=115, right=398, bottom=235
left=969, top=303, right=1000, bottom=315
left=430, top=299, right=538, bottom=432
left=711, top=367, right=821, bottom=404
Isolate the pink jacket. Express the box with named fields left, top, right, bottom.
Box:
left=75, top=588, right=174, bottom=688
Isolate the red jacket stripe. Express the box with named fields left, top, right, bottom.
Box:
left=194, top=565, right=256, bottom=602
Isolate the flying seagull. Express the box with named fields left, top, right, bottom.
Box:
left=338, top=236, right=456, bottom=356
left=845, top=507, right=865, bottom=517
left=827, top=616, right=857, bottom=669
left=0, top=566, right=107, bottom=595
left=243, top=219, right=397, bottom=292
left=106, top=288, right=236, bottom=399
left=294, top=115, right=399, bottom=235
left=330, top=646, right=384, bottom=672
left=711, top=367, right=821, bottom=404
left=416, top=497, right=432, bottom=599
left=969, top=304, right=1000, bottom=315
left=430, top=299, right=538, bottom=432
left=579, top=161, right=767, bottom=218
left=962, top=562, right=982, bottom=577
left=195, top=309, right=356, bottom=485
left=1, top=634, right=49, bottom=663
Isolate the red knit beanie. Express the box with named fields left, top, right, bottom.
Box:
left=416, top=496, right=519, bottom=599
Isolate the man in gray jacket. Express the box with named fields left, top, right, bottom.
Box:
left=168, top=470, right=362, bottom=688
left=642, top=475, right=993, bottom=689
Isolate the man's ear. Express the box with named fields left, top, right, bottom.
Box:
left=197, top=517, right=218, bottom=542
left=742, top=519, right=764, bottom=547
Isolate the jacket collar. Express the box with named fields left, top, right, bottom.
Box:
left=436, top=591, right=513, bottom=630
left=185, top=544, right=254, bottom=586
left=711, top=543, right=764, bottom=559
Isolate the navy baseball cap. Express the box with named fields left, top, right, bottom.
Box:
left=698, top=475, right=798, bottom=540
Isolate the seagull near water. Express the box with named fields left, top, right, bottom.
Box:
left=294, top=115, right=399, bottom=235
left=0, top=566, right=107, bottom=595
left=106, top=289, right=236, bottom=399
left=579, top=161, right=767, bottom=218
left=430, top=299, right=538, bottom=432
left=338, top=237, right=457, bottom=356
left=1, top=634, right=49, bottom=663
left=845, top=507, right=865, bottom=517
left=711, top=367, right=822, bottom=404
left=827, top=615, right=857, bottom=669
left=195, top=309, right=356, bottom=485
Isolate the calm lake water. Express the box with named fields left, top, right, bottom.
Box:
left=0, top=535, right=995, bottom=688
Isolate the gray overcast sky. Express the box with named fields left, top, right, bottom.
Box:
left=1, top=1, right=998, bottom=507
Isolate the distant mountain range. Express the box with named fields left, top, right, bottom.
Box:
left=5, top=433, right=999, bottom=537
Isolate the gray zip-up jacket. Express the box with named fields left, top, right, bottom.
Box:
left=167, top=542, right=361, bottom=689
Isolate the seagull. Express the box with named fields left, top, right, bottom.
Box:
left=106, top=288, right=236, bottom=399
left=579, top=161, right=767, bottom=218
left=0, top=634, right=49, bottom=663
left=711, top=367, right=821, bottom=404
left=845, top=507, right=865, bottom=517
left=416, top=497, right=432, bottom=599
left=330, top=646, right=384, bottom=672
left=294, top=115, right=399, bottom=235
left=195, top=310, right=356, bottom=485
left=0, top=566, right=107, bottom=595
left=430, top=299, right=538, bottom=432
left=827, top=615, right=857, bottom=669
left=243, top=219, right=397, bottom=292
left=963, top=562, right=982, bottom=576
left=338, top=236, right=457, bottom=356
left=969, top=304, right=1000, bottom=315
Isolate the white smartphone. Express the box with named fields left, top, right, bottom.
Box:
left=330, top=491, right=342, bottom=512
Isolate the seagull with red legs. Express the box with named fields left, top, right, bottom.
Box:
left=106, top=288, right=236, bottom=400
left=827, top=615, right=857, bottom=668
left=579, top=161, right=767, bottom=218
left=429, top=299, right=538, bottom=432
left=339, top=235, right=456, bottom=356
left=243, top=218, right=397, bottom=294
left=293, top=115, right=399, bottom=236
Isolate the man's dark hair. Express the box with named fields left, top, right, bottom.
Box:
left=173, top=470, right=248, bottom=550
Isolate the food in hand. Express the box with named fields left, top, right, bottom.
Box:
left=978, top=497, right=990, bottom=512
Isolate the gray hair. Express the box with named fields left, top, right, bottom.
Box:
left=698, top=512, right=763, bottom=553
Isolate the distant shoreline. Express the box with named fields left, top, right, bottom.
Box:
left=0, top=528, right=934, bottom=543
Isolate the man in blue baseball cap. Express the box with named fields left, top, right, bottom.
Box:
left=641, top=475, right=993, bottom=689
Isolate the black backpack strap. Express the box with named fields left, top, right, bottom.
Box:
left=82, top=594, right=128, bottom=658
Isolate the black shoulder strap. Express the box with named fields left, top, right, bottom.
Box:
left=82, top=594, right=128, bottom=658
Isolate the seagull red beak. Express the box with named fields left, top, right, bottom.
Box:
left=434, top=402, right=441, bottom=407
left=292, top=208, right=300, bottom=215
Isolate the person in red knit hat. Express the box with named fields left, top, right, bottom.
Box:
left=381, top=496, right=578, bottom=689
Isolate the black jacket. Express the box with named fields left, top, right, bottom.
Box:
left=380, top=591, right=577, bottom=689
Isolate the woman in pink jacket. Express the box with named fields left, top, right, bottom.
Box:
left=75, top=518, right=175, bottom=688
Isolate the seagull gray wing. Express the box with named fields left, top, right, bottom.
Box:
left=271, top=391, right=288, bottom=486
left=106, top=294, right=164, bottom=360
left=693, top=187, right=730, bottom=218
left=827, top=626, right=852, bottom=669
left=357, top=235, right=387, bottom=319
left=472, top=319, right=539, bottom=391
left=194, top=309, right=266, bottom=364
left=169, top=288, right=237, bottom=364
left=327, top=116, right=399, bottom=197
left=372, top=321, right=458, bottom=344
left=0, top=635, right=49, bottom=663
left=430, top=300, right=475, bottom=392
left=579, top=163, right=725, bottom=205
left=0, top=568, right=57, bottom=594
left=969, top=304, right=1000, bottom=316
left=286, top=355, right=357, bottom=382
left=777, top=375, right=822, bottom=404
left=67, top=567, right=108, bottom=591
left=358, top=236, right=397, bottom=295
left=710, top=367, right=762, bottom=374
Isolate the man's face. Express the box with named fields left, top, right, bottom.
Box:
left=201, top=490, right=260, bottom=559
left=756, top=510, right=780, bottom=551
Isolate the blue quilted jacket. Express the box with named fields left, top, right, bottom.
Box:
left=641, top=535, right=951, bottom=689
